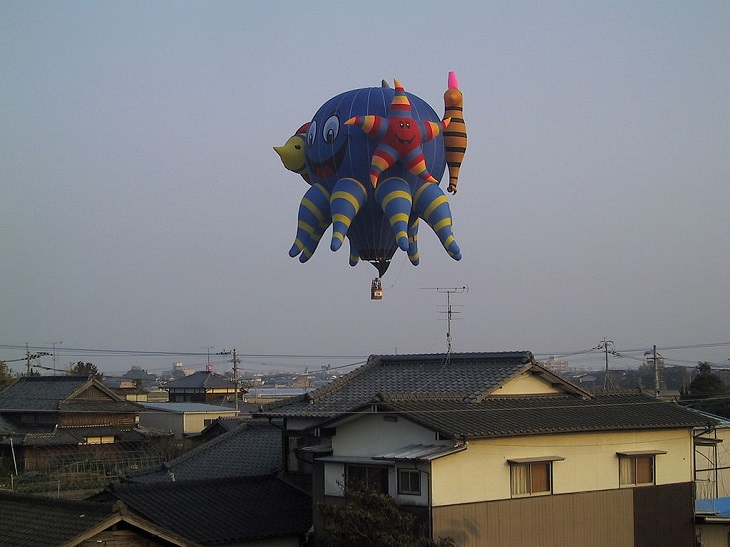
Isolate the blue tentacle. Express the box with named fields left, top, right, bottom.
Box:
left=289, top=183, right=331, bottom=263
left=348, top=238, right=361, bottom=267
left=330, top=178, right=367, bottom=252
left=407, top=215, right=420, bottom=265
left=412, top=182, right=461, bottom=260
left=375, top=177, right=412, bottom=252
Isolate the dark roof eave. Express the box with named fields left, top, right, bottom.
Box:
left=454, top=422, right=706, bottom=441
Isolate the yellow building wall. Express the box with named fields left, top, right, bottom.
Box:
left=488, top=372, right=564, bottom=396
left=431, top=428, right=693, bottom=506
left=182, top=410, right=239, bottom=434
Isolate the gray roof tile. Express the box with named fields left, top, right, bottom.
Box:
left=124, top=419, right=282, bottom=483
left=165, top=371, right=235, bottom=390
left=370, top=392, right=713, bottom=439
left=3, top=425, right=155, bottom=447
left=262, top=352, right=534, bottom=418
left=0, top=489, right=116, bottom=546
left=98, top=475, right=312, bottom=544
left=0, top=376, right=91, bottom=411
left=0, top=375, right=141, bottom=413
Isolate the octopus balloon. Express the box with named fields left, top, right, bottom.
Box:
left=275, top=75, right=467, bottom=280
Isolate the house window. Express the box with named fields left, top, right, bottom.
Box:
left=617, top=451, right=664, bottom=486
left=508, top=456, right=563, bottom=497
left=346, top=464, right=389, bottom=494
left=398, top=469, right=421, bottom=496
left=81, top=436, right=115, bottom=445
left=286, top=435, right=302, bottom=472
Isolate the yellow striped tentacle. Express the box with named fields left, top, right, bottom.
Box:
left=330, top=177, right=367, bottom=252
left=407, top=217, right=420, bottom=265
left=376, top=177, right=412, bottom=251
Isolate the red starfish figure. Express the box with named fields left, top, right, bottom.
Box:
left=346, top=80, right=450, bottom=187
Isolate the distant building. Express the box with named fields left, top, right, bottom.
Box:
left=540, top=355, right=570, bottom=373
left=0, top=376, right=169, bottom=476
left=139, top=402, right=239, bottom=441
left=163, top=370, right=239, bottom=404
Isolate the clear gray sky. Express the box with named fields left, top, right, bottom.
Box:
left=2, top=1, right=729, bottom=376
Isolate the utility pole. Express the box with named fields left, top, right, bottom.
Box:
left=202, top=346, right=214, bottom=372
left=644, top=345, right=662, bottom=399
left=24, top=344, right=50, bottom=376
left=51, top=341, right=62, bottom=375
left=218, top=349, right=240, bottom=411
left=598, top=338, right=615, bottom=389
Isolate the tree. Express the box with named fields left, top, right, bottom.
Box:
left=680, top=362, right=730, bottom=417
left=0, top=361, right=18, bottom=392
left=317, top=487, right=454, bottom=547
left=69, top=361, right=101, bottom=378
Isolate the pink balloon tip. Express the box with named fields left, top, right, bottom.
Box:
left=448, top=71, right=459, bottom=89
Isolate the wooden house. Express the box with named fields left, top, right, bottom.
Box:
left=0, top=375, right=168, bottom=476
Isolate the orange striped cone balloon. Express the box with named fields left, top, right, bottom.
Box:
left=443, top=72, right=467, bottom=194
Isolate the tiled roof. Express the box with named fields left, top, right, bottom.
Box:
left=61, top=399, right=142, bottom=413
left=0, top=490, right=192, bottom=546
left=2, top=425, right=154, bottom=447
left=262, top=352, right=535, bottom=418
left=97, top=475, right=312, bottom=544
left=0, top=376, right=91, bottom=411
left=0, top=375, right=141, bottom=414
left=0, top=489, right=116, bottom=546
left=124, top=419, right=282, bottom=483
left=164, top=371, right=235, bottom=390
left=369, top=391, right=713, bottom=440
left=141, top=402, right=237, bottom=413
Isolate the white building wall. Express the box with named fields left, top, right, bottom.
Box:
left=331, top=412, right=440, bottom=456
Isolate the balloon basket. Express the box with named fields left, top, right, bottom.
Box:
left=371, top=278, right=383, bottom=300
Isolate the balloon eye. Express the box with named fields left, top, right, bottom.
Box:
left=294, top=144, right=301, bottom=150
left=307, top=121, right=317, bottom=146
left=323, top=115, right=340, bottom=144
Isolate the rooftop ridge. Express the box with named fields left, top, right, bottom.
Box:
left=373, top=351, right=534, bottom=361
left=376, top=392, right=464, bottom=402
left=306, top=354, right=381, bottom=403
left=113, top=473, right=284, bottom=493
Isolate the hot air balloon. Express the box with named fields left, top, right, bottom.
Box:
left=276, top=77, right=465, bottom=299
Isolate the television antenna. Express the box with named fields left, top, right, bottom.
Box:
left=421, top=286, right=469, bottom=353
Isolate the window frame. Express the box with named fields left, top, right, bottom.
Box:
left=345, top=464, right=389, bottom=494
left=397, top=468, right=421, bottom=496
left=617, top=450, right=665, bottom=487
left=508, top=456, right=564, bottom=498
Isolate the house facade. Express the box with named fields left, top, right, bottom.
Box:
left=261, top=352, right=711, bottom=546
left=0, top=376, right=169, bottom=481
left=318, top=395, right=700, bottom=546
left=163, top=370, right=240, bottom=404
